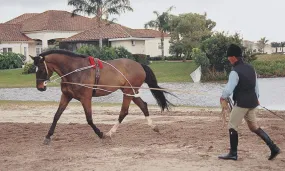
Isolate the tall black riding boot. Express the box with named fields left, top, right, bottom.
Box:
left=218, top=128, right=238, bottom=160
left=254, top=128, right=280, bottom=160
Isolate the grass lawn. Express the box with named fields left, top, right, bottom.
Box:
left=149, top=61, right=197, bottom=82
left=0, top=68, right=36, bottom=88
left=0, top=61, right=198, bottom=88
left=256, top=54, right=285, bottom=61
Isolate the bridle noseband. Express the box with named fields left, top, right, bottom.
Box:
left=36, top=56, right=50, bottom=85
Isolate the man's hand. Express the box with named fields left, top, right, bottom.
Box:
left=220, top=97, right=229, bottom=111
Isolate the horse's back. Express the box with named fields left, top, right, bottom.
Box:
left=104, top=58, right=146, bottom=85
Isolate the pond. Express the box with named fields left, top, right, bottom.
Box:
left=0, top=78, right=284, bottom=110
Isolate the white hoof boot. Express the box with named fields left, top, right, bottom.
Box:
left=43, top=137, right=51, bottom=145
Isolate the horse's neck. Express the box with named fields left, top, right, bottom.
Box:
left=49, top=55, right=87, bottom=78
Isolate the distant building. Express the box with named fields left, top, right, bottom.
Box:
left=0, top=10, right=170, bottom=61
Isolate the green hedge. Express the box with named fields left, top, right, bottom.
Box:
left=76, top=45, right=150, bottom=65
left=252, top=60, right=285, bottom=77
left=0, top=52, right=23, bottom=69
left=22, top=63, right=36, bottom=74
left=76, top=45, right=134, bottom=61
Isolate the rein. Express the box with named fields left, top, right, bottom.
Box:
left=42, top=59, right=208, bottom=96
left=44, top=60, right=139, bottom=97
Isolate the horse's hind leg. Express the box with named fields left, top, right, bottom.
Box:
left=106, top=95, right=133, bottom=137
left=44, top=93, right=72, bottom=145
left=80, top=98, right=104, bottom=139
left=132, top=97, right=159, bottom=132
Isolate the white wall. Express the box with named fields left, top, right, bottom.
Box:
left=145, top=37, right=170, bottom=57
left=111, top=40, right=145, bottom=54
left=0, top=42, right=30, bottom=61
left=25, top=31, right=81, bottom=49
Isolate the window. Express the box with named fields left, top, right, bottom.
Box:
left=36, top=48, right=42, bottom=55
left=2, top=48, right=12, bottom=54
left=158, top=43, right=162, bottom=49
left=131, top=40, right=135, bottom=46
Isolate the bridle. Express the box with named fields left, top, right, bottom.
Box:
left=36, top=56, right=50, bottom=86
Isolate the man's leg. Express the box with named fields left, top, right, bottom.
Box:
left=218, top=106, right=248, bottom=160
left=245, top=108, right=280, bottom=160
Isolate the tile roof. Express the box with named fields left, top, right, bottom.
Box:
left=5, top=13, right=39, bottom=24
left=0, top=24, right=32, bottom=41
left=19, top=10, right=96, bottom=32
left=62, top=23, right=170, bottom=42
left=132, top=29, right=169, bottom=38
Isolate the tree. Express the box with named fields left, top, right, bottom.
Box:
left=257, top=37, right=269, bottom=53
left=200, top=32, right=243, bottom=73
left=169, top=12, right=216, bottom=61
left=280, top=42, right=285, bottom=53
left=271, top=42, right=280, bottom=53
left=68, top=0, right=133, bottom=48
left=144, top=6, right=174, bottom=60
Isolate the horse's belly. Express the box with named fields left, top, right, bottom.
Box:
left=92, top=88, right=119, bottom=97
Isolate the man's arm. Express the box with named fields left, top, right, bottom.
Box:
left=221, top=71, right=239, bottom=99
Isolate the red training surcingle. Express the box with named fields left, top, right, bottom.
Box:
left=88, top=56, right=103, bottom=69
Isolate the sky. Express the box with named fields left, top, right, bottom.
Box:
left=0, top=0, right=284, bottom=42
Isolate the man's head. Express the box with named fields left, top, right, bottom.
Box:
left=226, top=44, right=242, bottom=65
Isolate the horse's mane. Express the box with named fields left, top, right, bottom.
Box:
left=39, top=49, right=88, bottom=58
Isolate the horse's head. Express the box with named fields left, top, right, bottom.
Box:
left=30, top=55, right=51, bottom=91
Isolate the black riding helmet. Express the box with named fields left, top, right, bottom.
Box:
left=227, top=44, right=242, bottom=57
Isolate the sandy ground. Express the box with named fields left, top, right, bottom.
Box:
left=0, top=102, right=285, bottom=171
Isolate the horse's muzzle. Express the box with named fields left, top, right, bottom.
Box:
left=37, top=86, right=47, bottom=91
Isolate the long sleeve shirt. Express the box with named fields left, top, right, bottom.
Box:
left=221, top=71, right=259, bottom=99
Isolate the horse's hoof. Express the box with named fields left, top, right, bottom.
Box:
left=152, top=125, right=159, bottom=132
left=43, top=138, right=51, bottom=145
left=102, top=133, right=112, bottom=140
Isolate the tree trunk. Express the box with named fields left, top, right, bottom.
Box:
left=99, top=38, right=103, bottom=48
left=97, top=15, right=103, bottom=49
left=160, top=31, right=165, bottom=60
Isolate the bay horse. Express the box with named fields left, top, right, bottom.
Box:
left=30, top=49, right=173, bottom=144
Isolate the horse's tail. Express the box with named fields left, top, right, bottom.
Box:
left=141, top=64, right=175, bottom=111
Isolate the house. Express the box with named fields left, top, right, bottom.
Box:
left=242, top=40, right=274, bottom=54
left=0, top=10, right=170, bottom=62
left=61, top=23, right=171, bottom=57
left=0, top=24, right=33, bottom=56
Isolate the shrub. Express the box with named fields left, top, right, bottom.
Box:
left=149, top=56, right=163, bottom=61
left=76, top=45, right=134, bottom=60
left=22, top=63, right=36, bottom=74
left=252, top=60, right=285, bottom=77
left=0, top=52, right=23, bottom=69
left=200, top=32, right=243, bottom=73
left=114, top=46, right=134, bottom=60
left=166, top=56, right=182, bottom=61
left=201, top=69, right=228, bottom=82
left=191, top=48, right=210, bottom=74
left=133, top=54, right=149, bottom=65
left=76, top=45, right=100, bottom=57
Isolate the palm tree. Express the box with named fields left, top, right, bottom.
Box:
left=68, top=0, right=133, bottom=48
left=271, top=42, right=280, bottom=53
left=280, top=42, right=285, bottom=53
left=257, top=37, right=269, bottom=53
left=145, top=6, right=174, bottom=60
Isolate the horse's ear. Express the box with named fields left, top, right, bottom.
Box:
left=29, top=55, right=35, bottom=60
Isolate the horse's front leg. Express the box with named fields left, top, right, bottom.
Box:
left=80, top=98, right=104, bottom=139
left=44, top=93, right=72, bottom=145
left=106, top=95, right=133, bottom=137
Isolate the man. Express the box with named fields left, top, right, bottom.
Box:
left=218, top=44, right=280, bottom=161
